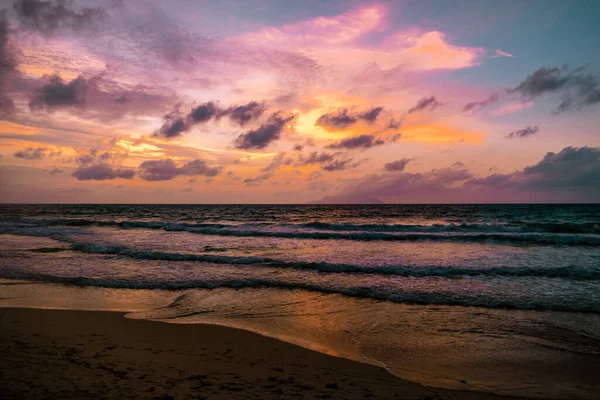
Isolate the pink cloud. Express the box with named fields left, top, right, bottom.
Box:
left=242, top=5, right=385, bottom=47
left=393, top=31, right=483, bottom=70
left=239, top=5, right=482, bottom=71
left=491, top=49, right=515, bottom=58
left=491, top=101, right=533, bottom=116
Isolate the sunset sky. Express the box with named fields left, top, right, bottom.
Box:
left=0, top=0, right=599, bottom=203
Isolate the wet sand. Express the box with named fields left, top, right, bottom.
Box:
left=0, top=307, right=529, bottom=400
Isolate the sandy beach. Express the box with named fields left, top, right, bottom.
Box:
left=0, top=307, right=530, bottom=400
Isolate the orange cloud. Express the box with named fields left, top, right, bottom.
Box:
left=398, top=122, right=487, bottom=144
left=0, top=121, right=40, bottom=135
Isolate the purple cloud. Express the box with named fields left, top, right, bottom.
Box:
left=407, top=96, right=442, bottom=114
left=72, top=163, right=134, bottom=181
left=506, top=126, right=539, bottom=139
left=384, top=158, right=411, bottom=171
left=138, top=158, right=222, bottom=181
left=327, top=134, right=385, bottom=149
left=234, top=112, right=295, bottom=149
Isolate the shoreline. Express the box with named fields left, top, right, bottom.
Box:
left=0, top=307, right=531, bottom=400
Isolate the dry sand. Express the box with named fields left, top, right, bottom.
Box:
left=0, top=307, right=529, bottom=400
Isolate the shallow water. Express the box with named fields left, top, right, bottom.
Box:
left=1, top=204, right=599, bottom=398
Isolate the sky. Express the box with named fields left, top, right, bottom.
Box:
left=0, top=0, right=599, bottom=204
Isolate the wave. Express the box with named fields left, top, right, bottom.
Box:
left=4, top=218, right=600, bottom=246
left=300, top=221, right=600, bottom=234
left=8, top=217, right=600, bottom=234
left=1, top=271, right=598, bottom=314
left=51, top=241, right=600, bottom=281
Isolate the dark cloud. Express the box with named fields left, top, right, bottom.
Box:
left=74, top=148, right=117, bottom=166
left=327, top=134, right=385, bottom=149
left=220, top=101, right=266, bottom=126
left=387, top=118, right=402, bottom=130
left=72, top=163, right=134, bottom=181
left=0, top=12, right=18, bottom=112
left=506, top=126, right=539, bottom=139
left=408, top=96, right=442, bottom=114
left=13, top=146, right=47, bottom=160
left=190, top=101, right=220, bottom=123
left=384, top=158, right=411, bottom=172
left=262, top=152, right=293, bottom=172
left=13, top=0, right=106, bottom=33
left=316, top=107, right=386, bottom=130
left=314, top=146, right=599, bottom=203
left=300, top=151, right=337, bottom=165
left=49, top=167, right=63, bottom=175
left=469, top=146, right=600, bottom=193
left=155, top=101, right=267, bottom=139
left=243, top=173, right=272, bottom=186
left=463, top=93, right=500, bottom=113
left=138, top=158, right=221, bottom=181
left=358, top=107, right=383, bottom=122
left=26, top=73, right=175, bottom=119
left=293, top=144, right=303, bottom=151
left=509, top=66, right=600, bottom=112
left=316, top=109, right=357, bottom=129
left=29, top=75, right=89, bottom=110
left=321, top=159, right=357, bottom=171
left=234, top=112, right=295, bottom=149
left=156, top=111, right=188, bottom=139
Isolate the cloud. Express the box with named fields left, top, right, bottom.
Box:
left=243, top=172, right=272, bottom=186
left=13, top=0, right=106, bottom=33
left=28, top=74, right=174, bottom=118
left=72, top=163, right=134, bottom=181
left=234, top=112, right=296, bottom=149
left=463, top=93, right=500, bottom=113
left=490, top=101, right=533, bottom=116
left=49, top=167, right=63, bottom=175
left=29, top=75, right=89, bottom=110
left=328, top=162, right=473, bottom=201
left=327, top=134, right=385, bottom=149
left=469, top=146, right=600, bottom=193
left=220, top=101, right=266, bottom=126
left=358, top=107, right=383, bottom=123
left=384, top=158, right=412, bottom=171
left=138, top=158, right=222, bottom=181
left=155, top=101, right=267, bottom=139
left=299, top=151, right=337, bottom=165
left=509, top=66, right=600, bottom=112
left=242, top=5, right=383, bottom=47
left=321, top=159, right=358, bottom=171
left=190, top=102, right=220, bottom=123
left=506, top=126, right=539, bottom=139
left=492, top=49, right=515, bottom=58
left=13, top=146, right=48, bottom=160
left=0, top=11, right=18, bottom=112
left=407, top=96, right=442, bottom=114
left=315, top=109, right=357, bottom=130
left=393, top=30, right=483, bottom=70
left=316, top=106, right=385, bottom=130
left=155, top=110, right=188, bottom=139
left=311, top=146, right=600, bottom=203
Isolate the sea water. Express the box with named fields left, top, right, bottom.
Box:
left=1, top=204, right=599, bottom=398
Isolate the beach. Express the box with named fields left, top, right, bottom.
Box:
left=0, top=307, right=526, bottom=400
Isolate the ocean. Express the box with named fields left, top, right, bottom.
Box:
left=1, top=204, right=599, bottom=398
